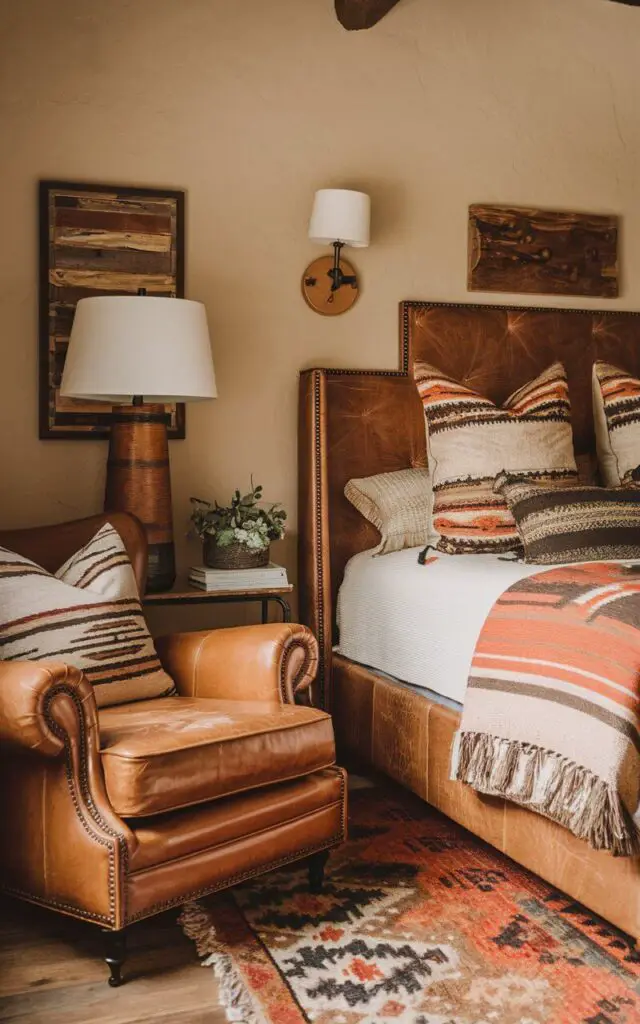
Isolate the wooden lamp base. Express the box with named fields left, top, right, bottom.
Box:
left=105, top=403, right=175, bottom=593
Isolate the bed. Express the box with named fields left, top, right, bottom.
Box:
left=298, top=299, right=640, bottom=944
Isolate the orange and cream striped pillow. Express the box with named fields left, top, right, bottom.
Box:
left=0, top=523, right=175, bottom=708
left=413, top=361, right=578, bottom=554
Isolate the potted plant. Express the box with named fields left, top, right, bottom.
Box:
left=190, top=484, right=286, bottom=570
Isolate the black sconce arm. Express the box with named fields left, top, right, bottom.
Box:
left=327, top=241, right=358, bottom=291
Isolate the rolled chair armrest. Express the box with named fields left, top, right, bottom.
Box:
left=0, top=660, right=98, bottom=756
left=0, top=660, right=138, bottom=903
left=155, top=622, right=319, bottom=704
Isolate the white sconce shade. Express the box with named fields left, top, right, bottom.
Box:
left=308, top=189, right=370, bottom=248
left=61, top=295, right=217, bottom=403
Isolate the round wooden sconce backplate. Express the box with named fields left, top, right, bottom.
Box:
left=301, top=255, right=359, bottom=316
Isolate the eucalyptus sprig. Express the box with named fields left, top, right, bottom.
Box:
left=190, top=484, right=286, bottom=552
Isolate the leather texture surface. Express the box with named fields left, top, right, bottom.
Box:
left=129, top=769, right=344, bottom=871
left=332, top=654, right=640, bottom=941
left=0, top=660, right=135, bottom=927
left=125, top=774, right=346, bottom=922
left=156, top=622, right=317, bottom=705
left=0, top=515, right=346, bottom=931
left=99, top=697, right=336, bottom=817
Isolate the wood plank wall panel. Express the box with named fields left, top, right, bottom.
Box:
left=39, top=181, right=185, bottom=439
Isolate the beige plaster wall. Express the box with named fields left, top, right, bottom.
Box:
left=1, top=0, right=639, bottom=618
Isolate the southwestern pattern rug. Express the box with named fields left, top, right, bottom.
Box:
left=179, top=788, right=640, bottom=1024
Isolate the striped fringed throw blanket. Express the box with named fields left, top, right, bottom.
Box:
left=451, top=561, right=640, bottom=855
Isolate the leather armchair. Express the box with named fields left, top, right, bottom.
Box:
left=0, top=513, right=346, bottom=985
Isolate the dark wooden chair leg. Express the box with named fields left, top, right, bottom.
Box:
left=102, top=928, right=127, bottom=987
left=308, top=849, right=330, bottom=894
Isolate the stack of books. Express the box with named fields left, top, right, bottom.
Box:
left=188, top=562, right=289, bottom=592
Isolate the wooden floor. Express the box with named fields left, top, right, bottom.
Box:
left=0, top=897, right=225, bottom=1023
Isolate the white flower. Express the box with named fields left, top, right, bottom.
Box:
left=234, top=528, right=248, bottom=541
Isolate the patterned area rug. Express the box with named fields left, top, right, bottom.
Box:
left=179, top=787, right=640, bottom=1024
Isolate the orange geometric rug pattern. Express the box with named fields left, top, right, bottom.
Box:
left=180, top=788, right=640, bottom=1024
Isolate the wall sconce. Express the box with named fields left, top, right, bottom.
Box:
left=302, top=189, right=370, bottom=315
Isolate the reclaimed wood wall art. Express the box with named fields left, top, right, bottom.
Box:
left=468, top=204, right=619, bottom=299
left=39, top=181, right=185, bottom=439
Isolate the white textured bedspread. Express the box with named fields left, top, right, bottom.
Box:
left=336, top=548, right=544, bottom=704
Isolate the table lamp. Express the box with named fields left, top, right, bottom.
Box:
left=61, top=294, right=217, bottom=592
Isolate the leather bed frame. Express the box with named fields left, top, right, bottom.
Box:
left=298, top=300, right=640, bottom=943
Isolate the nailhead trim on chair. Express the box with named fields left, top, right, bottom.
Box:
left=1, top=681, right=126, bottom=927
left=41, top=682, right=130, bottom=926
left=1, top=886, right=115, bottom=926
left=125, top=766, right=348, bottom=926
left=126, top=837, right=343, bottom=924
left=281, top=637, right=313, bottom=704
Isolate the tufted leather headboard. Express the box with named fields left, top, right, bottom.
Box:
left=298, top=300, right=640, bottom=707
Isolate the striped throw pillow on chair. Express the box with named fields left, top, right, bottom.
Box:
left=0, top=523, right=175, bottom=707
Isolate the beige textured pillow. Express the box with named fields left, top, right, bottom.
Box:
left=592, top=361, right=640, bottom=487
left=0, top=523, right=175, bottom=708
left=344, top=468, right=433, bottom=555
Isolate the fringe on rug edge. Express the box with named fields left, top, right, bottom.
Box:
left=450, top=730, right=639, bottom=857
left=178, top=901, right=266, bottom=1024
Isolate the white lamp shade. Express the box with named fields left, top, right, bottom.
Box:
left=308, top=189, right=370, bottom=248
left=61, top=296, right=217, bottom=403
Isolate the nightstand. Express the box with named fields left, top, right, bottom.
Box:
left=143, top=577, right=293, bottom=623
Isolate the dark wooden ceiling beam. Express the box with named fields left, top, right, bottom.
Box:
left=334, top=0, right=637, bottom=33
left=335, top=0, right=403, bottom=30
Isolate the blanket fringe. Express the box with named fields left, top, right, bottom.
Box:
left=178, top=902, right=266, bottom=1024
left=451, top=731, right=640, bottom=857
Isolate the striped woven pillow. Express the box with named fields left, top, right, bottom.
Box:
left=496, top=472, right=640, bottom=564
left=413, top=361, right=578, bottom=554
left=592, top=361, right=640, bottom=487
left=0, top=523, right=175, bottom=708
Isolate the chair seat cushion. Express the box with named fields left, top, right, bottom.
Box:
left=99, top=696, right=336, bottom=817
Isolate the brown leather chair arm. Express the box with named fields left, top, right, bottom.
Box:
left=0, top=660, right=97, bottom=756
left=155, top=623, right=319, bottom=704
left=0, top=661, right=138, bottom=926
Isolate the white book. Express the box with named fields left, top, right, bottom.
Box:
left=188, top=561, right=288, bottom=593
left=188, top=580, right=285, bottom=593
left=188, top=574, right=288, bottom=593
left=190, top=562, right=287, bottom=584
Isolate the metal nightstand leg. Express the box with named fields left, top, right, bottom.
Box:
left=261, top=596, right=291, bottom=623
left=273, top=596, right=291, bottom=622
